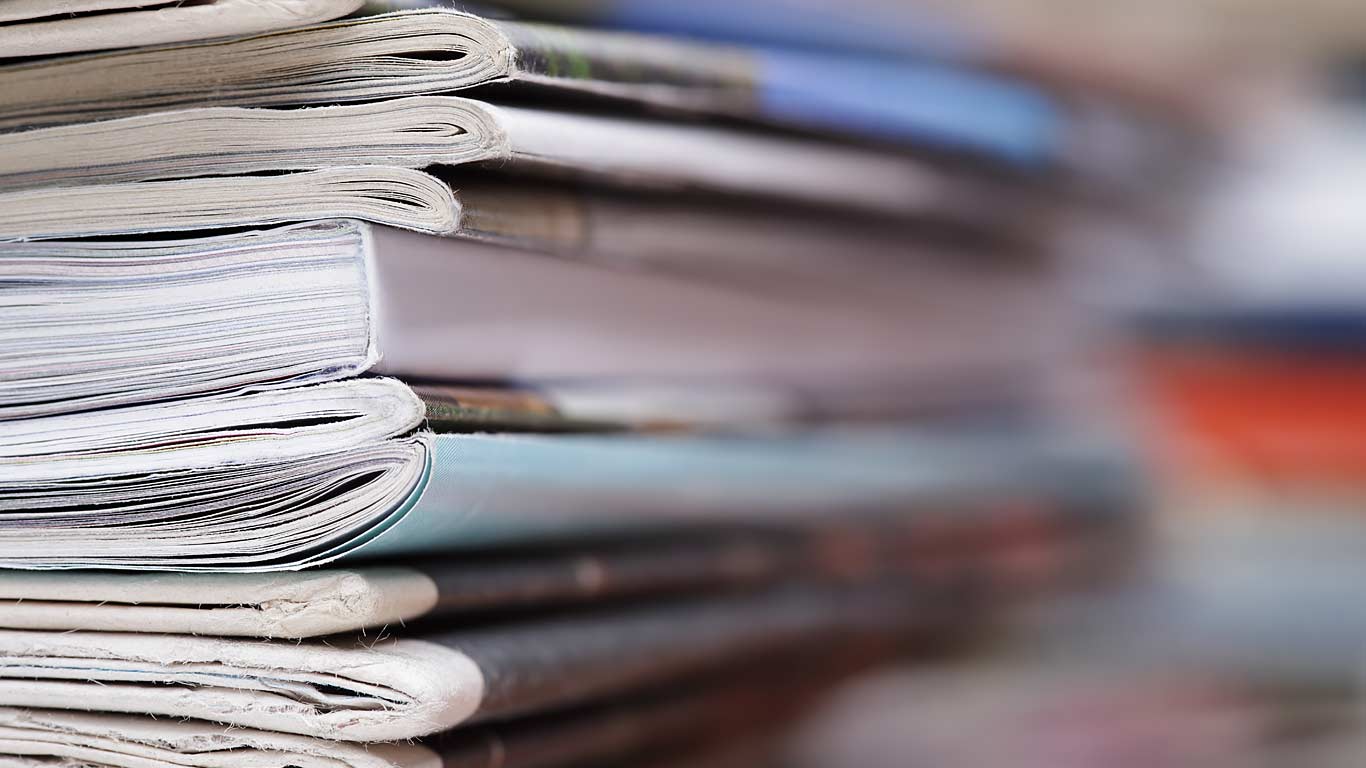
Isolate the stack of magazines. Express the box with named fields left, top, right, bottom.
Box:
left=0, top=1, right=1180, bottom=765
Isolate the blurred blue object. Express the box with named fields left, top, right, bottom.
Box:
left=470, top=0, right=974, bottom=57
left=755, top=50, right=1061, bottom=164
left=452, top=0, right=1063, bottom=164
left=603, top=0, right=968, bottom=57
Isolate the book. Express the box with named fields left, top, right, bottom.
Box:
left=0, top=585, right=910, bottom=741
left=0, top=0, right=362, bottom=58
left=0, top=96, right=994, bottom=218
left=0, top=8, right=1062, bottom=165
left=1, top=218, right=1057, bottom=420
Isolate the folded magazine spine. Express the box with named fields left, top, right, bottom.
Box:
left=0, top=169, right=463, bottom=242
left=0, top=586, right=908, bottom=741
left=0, top=707, right=442, bottom=768
left=0, top=95, right=958, bottom=218
left=0, top=97, right=511, bottom=192
left=0, top=379, right=435, bottom=571
left=0, top=568, right=443, bottom=638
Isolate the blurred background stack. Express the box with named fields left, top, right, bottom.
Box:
left=1, top=0, right=1363, bottom=766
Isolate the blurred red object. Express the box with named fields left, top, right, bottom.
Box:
left=1135, top=347, right=1366, bottom=487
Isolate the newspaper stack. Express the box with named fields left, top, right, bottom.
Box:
left=0, top=1, right=1181, bottom=765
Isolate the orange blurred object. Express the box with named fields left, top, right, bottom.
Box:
left=1136, top=347, right=1366, bottom=486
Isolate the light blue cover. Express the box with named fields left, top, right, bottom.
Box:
left=350, top=428, right=1108, bottom=558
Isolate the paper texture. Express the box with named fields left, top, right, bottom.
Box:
left=0, top=379, right=431, bottom=571
left=0, top=169, right=462, bottom=242
left=0, top=219, right=376, bottom=419
left=0, top=707, right=441, bottom=768
left=0, top=568, right=440, bottom=638
left=0, top=630, right=484, bottom=742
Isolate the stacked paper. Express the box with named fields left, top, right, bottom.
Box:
left=0, top=0, right=1194, bottom=764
